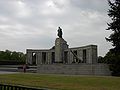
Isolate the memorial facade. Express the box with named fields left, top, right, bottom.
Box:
left=26, top=44, right=97, bottom=65
left=26, top=27, right=111, bottom=76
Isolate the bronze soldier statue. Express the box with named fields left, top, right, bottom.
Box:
left=57, top=27, right=62, bottom=38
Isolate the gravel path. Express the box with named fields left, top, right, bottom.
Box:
left=0, top=71, right=18, bottom=74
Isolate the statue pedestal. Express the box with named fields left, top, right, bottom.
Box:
left=55, top=38, right=68, bottom=63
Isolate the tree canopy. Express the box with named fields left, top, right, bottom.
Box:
left=106, top=0, right=120, bottom=76
left=106, top=0, right=120, bottom=54
left=0, top=50, right=26, bottom=65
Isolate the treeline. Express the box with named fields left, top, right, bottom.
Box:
left=98, top=50, right=120, bottom=76
left=0, top=50, right=26, bottom=65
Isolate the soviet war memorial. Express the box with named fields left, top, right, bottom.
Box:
left=1, top=0, right=120, bottom=90
left=26, top=27, right=111, bottom=75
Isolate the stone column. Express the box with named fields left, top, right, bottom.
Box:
left=36, top=52, right=42, bottom=65
left=77, top=49, right=83, bottom=63
left=26, top=52, right=33, bottom=65
left=46, top=52, right=48, bottom=64
left=86, top=45, right=97, bottom=64
left=86, top=48, right=92, bottom=63
left=91, top=45, right=97, bottom=63
left=68, top=49, right=73, bottom=64
left=47, top=52, right=50, bottom=64
left=67, top=50, right=70, bottom=64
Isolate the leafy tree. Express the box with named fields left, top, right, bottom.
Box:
left=98, top=56, right=104, bottom=63
left=106, top=0, right=120, bottom=76
left=0, top=50, right=26, bottom=65
left=104, top=50, right=120, bottom=76
left=11, top=51, right=20, bottom=60
left=0, top=50, right=11, bottom=60
left=4, top=50, right=11, bottom=60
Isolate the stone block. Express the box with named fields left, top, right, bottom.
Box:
left=37, top=64, right=111, bottom=76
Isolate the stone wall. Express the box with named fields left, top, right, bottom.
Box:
left=37, top=64, right=111, bottom=76
left=69, top=45, right=97, bottom=64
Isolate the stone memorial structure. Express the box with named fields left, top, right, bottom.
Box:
left=26, top=27, right=111, bottom=76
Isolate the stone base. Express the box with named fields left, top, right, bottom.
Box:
left=37, top=64, right=111, bottom=76
left=55, top=38, right=68, bottom=63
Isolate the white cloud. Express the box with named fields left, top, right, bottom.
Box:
left=14, top=0, right=31, bottom=17
left=40, top=0, right=68, bottom=16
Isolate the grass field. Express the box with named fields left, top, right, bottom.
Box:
left=0, top=73, right=120, bottom=90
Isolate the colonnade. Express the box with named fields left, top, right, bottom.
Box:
left=26, top=45, right=97, bottom=65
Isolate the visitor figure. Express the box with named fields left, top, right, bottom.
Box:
left=23, top=64, right=27, bottom=73
left=57, top=27, right=63, bottom=38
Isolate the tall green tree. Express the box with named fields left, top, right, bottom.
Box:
left=106, top=0, right=120, bottom=53
left=106, top=0, right=120, bottom=76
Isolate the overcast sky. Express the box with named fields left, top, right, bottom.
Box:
left=0, top=0, right=112, bottom=56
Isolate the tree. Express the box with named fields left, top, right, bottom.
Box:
left=106, top=0, right=120, bottom=76
left=104, top=50, right=120, bottom=76
left=0, top=50, right=26, bottom=65
left=98, top=56, right=104, bottom=63
left=106, top=0, right=120, bottom=53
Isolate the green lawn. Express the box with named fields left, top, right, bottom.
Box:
left=0, top=73, right=120, bottom=90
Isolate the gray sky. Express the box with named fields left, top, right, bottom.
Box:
left=0, top=0, right=112, bottom=56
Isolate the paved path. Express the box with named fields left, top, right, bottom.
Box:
left=0, top=65, right=37, bottom=73
left=0, top=71, right=18, bottom=74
